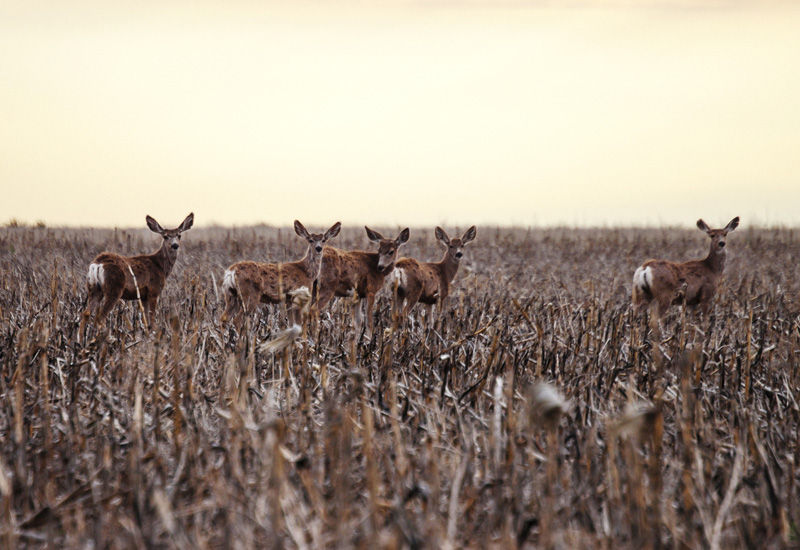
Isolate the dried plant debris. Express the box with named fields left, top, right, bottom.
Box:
left=525, top=381, right=570, bottom=431
left=0, top=224, right=797, bottom=549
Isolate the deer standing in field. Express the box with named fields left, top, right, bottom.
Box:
left=316, top=226, right=410, bottom=331
left=220, top=221, right=341, bottom=329
left=632, top=217, right=739, bottom=319
left=80, top=213, right=194, bottom=334
left=390, top=226, right=477, bottom=318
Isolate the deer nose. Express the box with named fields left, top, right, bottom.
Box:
left=171, top=243, right=179, bottom=250
left=718, top=241, right=726, bottom=248
left=316, top=245, right=323, bottom=252
left=456, top=252, right=463, bottom=259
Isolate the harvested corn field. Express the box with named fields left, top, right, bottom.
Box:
left=1, top=224, right=799, bottom=548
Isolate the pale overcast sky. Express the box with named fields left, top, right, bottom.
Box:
left=2, top=1, right=799, bottom=228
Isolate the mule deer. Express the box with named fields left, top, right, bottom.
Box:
left=220, top=221, right=341, bottom=329
left=317, top=226, right=410, bottom=330
left=80, top=213, right=194, bottom=332
left=390, top=225, right=476, bottom=316
left=632, top=217, right=739, bottom=319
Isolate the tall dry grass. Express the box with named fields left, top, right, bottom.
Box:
left=0, top=223, right=798, bottom=548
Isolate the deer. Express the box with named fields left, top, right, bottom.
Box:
left=632, top=216, right=739, bottom=320
left=390, top=225, right=477, bottom=318
left=220, top=220, right=341, bottom=329
left=316, top=226, right=410, bottom=331
left=80, top=213, right=194, bottom=334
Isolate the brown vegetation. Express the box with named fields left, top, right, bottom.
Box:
left=0, top=223, right=798, bottom=548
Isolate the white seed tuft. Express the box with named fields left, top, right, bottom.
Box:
left=259, top=324, right=302, bottom=354
left=608, top=402, right=660, bottom=441
left=526, top=381, right=570, bottom=430
left=289, top=286, right=312, bottom=314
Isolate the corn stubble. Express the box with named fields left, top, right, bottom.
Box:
left=0, top=224, right=799, bottom=549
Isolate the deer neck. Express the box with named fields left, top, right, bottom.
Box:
left=703, top=244, right=727, bottom=274
left=437, top=252, right=460, bottom=285
left=153, top=242, right=179, bottom=278
left=301, top=246, right=323, bottom=280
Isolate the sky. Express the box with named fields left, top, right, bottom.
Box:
left=1, top=1, right=799, bottom=229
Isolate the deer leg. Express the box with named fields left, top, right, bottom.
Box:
left=351, top=297, right=364, bottom=332
left=79, top=287, right=104, bottom=342
left=93, top=265, right=125, bottom=325
left=423, top=303, right=434, bottom=331
left=146, top=296, right=159, bottom=329
left=404, top=287, right=423, bottom=318
left=238, top=292, right=263, bottom=333
left=648, top=299, right=668, bottom=340
left=315, top=287, right=335, bottom=313
left=221, top=289, right=242, bottom=327
left=391, top=288, right=403, bottom=322
left=84, top=286, right=103, bottom=319
left=365, top=294, right=377, bottom=333
left=96, top=285, right=124, bottom=325
left=696, top=298, right=715, bottom=338
left=84, top=287, right=103, bottom=319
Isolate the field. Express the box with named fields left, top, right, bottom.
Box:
left=1, top=223, right=798, bottom=549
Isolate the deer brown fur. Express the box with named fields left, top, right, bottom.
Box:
left=221, top=221, right=341, bottom=328
left=80, top=213, right=194, bottom=332
left=632, top=217, right=739, bottom=318
left=391, top=226, right=476, bottom=316
left=316, top=226, right=410, bottom=330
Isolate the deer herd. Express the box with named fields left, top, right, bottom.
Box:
left=79, top=213, right=740, bottom=336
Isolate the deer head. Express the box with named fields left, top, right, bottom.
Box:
left=146, top=212, right=194, bottom=253
left=365, top=226, right=410, bottom=273
left=696, top=216, right=739, bottom=255
left=294, top=220, right=342, bottom=254
left=435, top=225, right=477, bottom=262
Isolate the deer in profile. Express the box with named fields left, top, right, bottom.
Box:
left=632, top=217, right=739, bottom=319
left=316, top=226, right=410, bottom=331
left=80, top=213, right=194, bottom=334
left=390, top=226, right=477, bottom=318
left=220, top=221, right=341, bottom=329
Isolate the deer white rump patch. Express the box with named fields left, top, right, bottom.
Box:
left=222, top=269, right=236, bottom=293
left=388, top=266, right=407, bottom=290
left=633, top=266, right=652, bottom=293
left=87, top=263, right=105, bottom=288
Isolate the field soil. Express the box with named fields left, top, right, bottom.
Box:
left=1, top=224, right=799, bottom=548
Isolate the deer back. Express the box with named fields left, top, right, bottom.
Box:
left=394, top=257, right=442, bottom=304
left=228, top=260, right=302, bottom=305
left=91, top=252, right=164, bottom=300
left=320, top=248, right=377, bottom=298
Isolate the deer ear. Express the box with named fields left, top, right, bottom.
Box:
left=294, top=220, right=310, bottom=240
left=435, top=226, right=449, bottom=246
left=178, top=212, right=194, bottom=232
left=724, top=216, right=739, bottom=233
left=365, top=226, right=383, bottom=243
left=462, top=226, right=477, bottom=245
left=396, top=228, right=410, bottom=246
left=324, top=222, right=342, bottom=241
left=146, top=215, right=164, bottom=234
left=696, top=219, right=711, bottom=234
